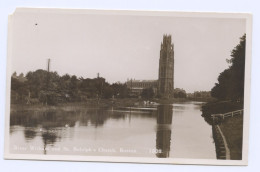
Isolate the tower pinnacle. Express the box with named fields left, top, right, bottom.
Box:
left=158, top=34, right=174, bottom=98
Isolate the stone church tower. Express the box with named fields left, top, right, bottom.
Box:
left=158, top=34, right=174, bottom=98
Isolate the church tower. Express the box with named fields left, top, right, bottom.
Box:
left=158, top=34, right=174, bottom=98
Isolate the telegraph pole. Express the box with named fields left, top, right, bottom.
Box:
left=46, top=58, right=51, bottom=88
left=47, top=58, right=50, bottom=72
left=46, top=58, right=51, bottom=105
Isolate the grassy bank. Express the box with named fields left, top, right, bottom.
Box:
left=10, top=98, right=141, bottom=112
left=11, top=97, right=200, bottom=113
left=218, top=115, right=243, bottom=160
left=201, top=101, right=244, bottom=160
left=201, top=101, right=243, bottom=125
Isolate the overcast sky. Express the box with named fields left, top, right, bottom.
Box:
left=10, top=9, right=246, bottom=93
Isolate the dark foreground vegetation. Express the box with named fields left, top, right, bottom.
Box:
left=219, top=115, right=243, bottom=160
left=202, top=34, right=245, bottom=118
left=202, top=34, right=246, bottom=160
left=202, top=101, right=243, bottom=125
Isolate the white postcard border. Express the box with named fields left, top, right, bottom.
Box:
left=4, top=8, right=253, bottom=166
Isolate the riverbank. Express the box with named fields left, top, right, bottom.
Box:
left=10, top=98, right=139, bottom=113
left=201, top=101, right=243, bottom=160
left=11, top=97, right=201, bottom=113
left=218, top=114, right=243, bottom=160
left=201, top=101, right=243, bottom=125
left=187, top=97, right=216, bottom=102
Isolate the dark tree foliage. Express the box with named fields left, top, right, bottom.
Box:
left=173, top=91, right=187, bottom=98
left=11, top=77, right=29, bottom=103
left=102, top=87, right=114, bottom=99
left=26, top=70, right=48, bottom=98
left=111, top=83, right=129, bottom=98
left=11, top=69, right=131, bottom=105
left=141, top=87, right=154, bottom=99
left=211, top=34, right=246, bottom=101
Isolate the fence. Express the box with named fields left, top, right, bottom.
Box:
left=211, top=109, right=243, bottom=120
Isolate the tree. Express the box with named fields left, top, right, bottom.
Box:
left=11, top=77, right=28, bottom=103
left=12, top=72, right=17, bottom=77
left=102, top=87, right=114, bottom=99
left=111, top=83, right=129, bottom=98
left=211, top=34, right=246, bottom=101
left=173, top=88, right=187, bottom=98
left=25, top=70, right=61, bottom=105
left=141, top=87, right=154, bottom=99
left=68, top=75, right=79, bottom=100
left=26, top=70, right=48, bottom=98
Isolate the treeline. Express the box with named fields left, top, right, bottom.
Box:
left=11, top=70, right=129, bottom=105
left=201, top=34, right=246, bottom=122
left=140, top=87, right=187, bottom=100
left=211, top=34, right=246, bottom=102
left=173, top=88, right=187, bottom=98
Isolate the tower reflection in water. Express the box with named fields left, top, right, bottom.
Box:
left=156, top=104, right=173, bottom=158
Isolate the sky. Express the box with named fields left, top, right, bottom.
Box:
left=10, top=9, right=246, bottom=93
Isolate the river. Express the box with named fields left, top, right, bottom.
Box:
left=9, top=101, right=216, bottom=159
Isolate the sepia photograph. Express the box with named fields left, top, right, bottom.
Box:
left=4, top=8, right=252, bottom=165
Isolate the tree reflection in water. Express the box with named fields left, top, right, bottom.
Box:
left=9, top=103, right=216, bottom=158
left=24, top=128, right=37, bottom=140
left=10, top=106, right=173, bottom=156
left=156, top=104, right=173, bottom=158
left=10, top=107, right=127, bottom=154
left=41, top=130, right=58, bottom=154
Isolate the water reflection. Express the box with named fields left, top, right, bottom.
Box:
left=41, top=130, right=59, bottom=154
left=24, top=128, right=37, bottom=140
left=156, top=105, right=173, bottom=158
left=9, top=102, right=215, bottom=159
left=10, top=108, right=129, bottom=149
left=78, top=108, right=109, bottom=127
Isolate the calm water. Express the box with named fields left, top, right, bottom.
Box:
left=9, top=102, right=216, bottom=159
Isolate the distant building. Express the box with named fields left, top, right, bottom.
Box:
left=158, top=35, right=174, bottom=98
left=126, top=79, right=157, bottom=97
